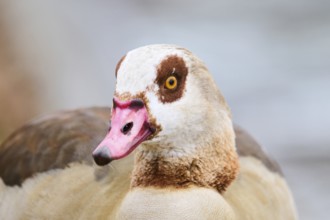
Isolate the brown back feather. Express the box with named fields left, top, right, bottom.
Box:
left=0, top=107, right=110, bottom=185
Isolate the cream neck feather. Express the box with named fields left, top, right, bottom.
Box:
left=131, top=120, right=239, bottom=193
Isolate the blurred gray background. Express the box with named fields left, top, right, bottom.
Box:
left=0, top=0, right=329, bottom=219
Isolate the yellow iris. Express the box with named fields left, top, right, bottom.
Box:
left=165, top=76, right=178, bottom=90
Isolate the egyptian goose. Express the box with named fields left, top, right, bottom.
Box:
left=0, top=45, right=297, bottom=219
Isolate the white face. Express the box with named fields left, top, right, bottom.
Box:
left=115, top=45, right=231, bottom=157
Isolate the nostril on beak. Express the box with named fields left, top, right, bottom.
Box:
left=121, top=122, right=133, bottom=135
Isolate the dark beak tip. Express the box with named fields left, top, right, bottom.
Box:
left=93, top=153, right=112, bottom=166
left=92, top=147, right=113, bottom=166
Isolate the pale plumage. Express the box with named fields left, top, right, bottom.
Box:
left=0, top=45, right=297, bottom=219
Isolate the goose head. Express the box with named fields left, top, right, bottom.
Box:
left=92, top=45, right=237, bottom=190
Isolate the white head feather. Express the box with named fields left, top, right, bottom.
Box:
left=115, top=44, right=232, bottom=157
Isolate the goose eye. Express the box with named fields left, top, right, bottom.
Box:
left=165, top=76, right=178, bottom=90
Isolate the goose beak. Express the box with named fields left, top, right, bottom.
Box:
left=93, top=97, right=155, bottom=166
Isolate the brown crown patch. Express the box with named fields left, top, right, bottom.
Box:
left=155, top=55, right=188, bottom=103
left=115, top=55, right=126, bottom=77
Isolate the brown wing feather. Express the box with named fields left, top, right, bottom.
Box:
left=234, top=125, right=283, bottom=175
left=0, top=107, right=110, bottom=185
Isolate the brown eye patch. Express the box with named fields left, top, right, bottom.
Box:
left=155, top=55, right=188, bottom=103
left=115, top=55, right=126, bottom=78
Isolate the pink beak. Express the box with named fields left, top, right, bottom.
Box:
left=92, top=98, right=155, bottom=166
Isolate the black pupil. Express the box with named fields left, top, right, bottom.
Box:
left=169, top=79, right=175, bottom=85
